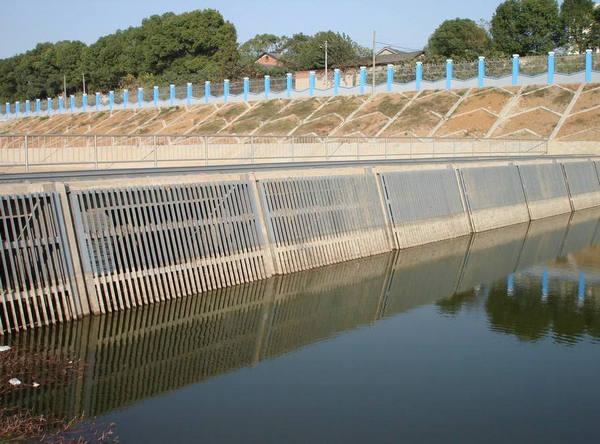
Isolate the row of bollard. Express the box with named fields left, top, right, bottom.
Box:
left=2, top=50, right=595, bottom=117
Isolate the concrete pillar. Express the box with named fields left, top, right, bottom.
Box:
left=122, top=90, right=128, bottom=109
left=187, top=82, right=192, bottom=105
left=512, top=54, right=520, bottom=85
left=507, top=274, right=515, bottom=295
left=334, top=69, right=340, bottom=95
left=223, top=79, right=230, bottom=103
left=359, top=66, right=367, bottom=94
left=153, top=86, right=159, bottom=107
left=204, top=81, right=211, bottom=104
left=15, top=101, right=20, bottom=117
left=478, top=56, right=485, bottom=88
left=578, top=272, right=586, bottom=300
left=446, top=59, right=453, bottom=90
left=416, top=61, right=423, bottom=91
left=109, top=91, right=115, bottom=111
left=244, top=77, right=250, bottom=101
left=47, top=98, right=52, bottom=114
left=264, top=75, right=270, bottom=99
left=547, top=51, right=555, bottom=84
left=69, top=95, right=75, bottom=112
left=35, top=98, right=41, bottom=114
left=25, top=99, right=30, bottom=115
left=95, top=92, right=100, bottom=111
left=286, top=73, right=292, bottom=98
left=169, top=84, right=175, bottom=105
left=137, top=87, right=143, bottom=108
left=542, top=268, right=549, bottom=300
left=82, top=94, right=87, bottom=112
left=309, top=71, right=316, bottom=96
left=386, top=64, right=394, bottom=92
left=58, top=96, right=64, bottom=113
left=585, top=49, right=592, bottom=83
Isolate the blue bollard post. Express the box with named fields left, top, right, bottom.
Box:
left=334, top=69, right=340, bottom=96
left=286, top=73, right=293, bottom=98
left=507, top=274, right=515, bottom=295
left=204, top=81, right=211, bottom=104
left=58, top=96, right=64, bottom=113
left=223, top=79, right=230, bottom=103
left=122, top=90, right=128, bottom=109
left=585, top=49, right=592, bottom=83
left=416, top=62, right=423, bottom=91
left=153, top=86, right=159, bottom=107
left=47, top=98, right=53, bottom=115
left=137, top=88, right=143, bottom=108
left=109, top=91, right=114, bottom=111
left=309, top=71, right=316, bottom=96
left=264, top=75, right=270, bottom=99
left=82, top=94, right=87, bottom=112
left=169, top=84, right=175, bottom=105
left=478, top=56, right=485, bottom=88
left=542, top=268, right=549, bottom=300
left=578, top=272, right=586, bottom=301
left=35, top=99, right=41, bottom=114
left=95, top=92, right=100, bottom=111
left=446, top=59, right=453, bottom=90
left=15, top=101, right=20, bottom=117
left=512, top=54, right=520, bottom=85
left=5, top=103, right=9, bottom=118
left=187, top=83, right=192, bottom=106
left=386, top=64, right=394, bottom=92
left=244, top=77, right=250, bottom=101
left=25, top=100, right=30, bottom=116
left=70, top=95, right=75, bottom=112
left=359, top=66, right=366, bottom=94
left=547, top=51, right=555, bottom=84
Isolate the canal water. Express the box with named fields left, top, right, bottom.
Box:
left=3, top=209, right=600, bottom=443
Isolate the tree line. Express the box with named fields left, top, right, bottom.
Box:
left=1, top=1, right=599, bottom=103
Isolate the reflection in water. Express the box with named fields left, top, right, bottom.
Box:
left=2, top=208, right=600, bottom=424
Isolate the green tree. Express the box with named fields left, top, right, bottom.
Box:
left=591, top=5, right=600, bottom=49
left=239, top=34, right=288, bottom=64
left=426, top=18, right=492, bottom=60
left=491, top=0, right=562, bottom=55
left=560, top=0, right=596, bottom=53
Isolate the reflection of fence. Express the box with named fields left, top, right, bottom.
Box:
left=1, top=51, right=598, bottom=119
left=0, top=134, right=549, bottom=172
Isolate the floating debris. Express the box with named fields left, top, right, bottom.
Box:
left=0, top=345, right=11, bottom=352
left=8, top=378, right=21, bottom=386
left=32, top=382, right=40, bottom=388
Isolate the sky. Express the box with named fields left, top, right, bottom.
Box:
left=0, top=0, right=507, bottom=59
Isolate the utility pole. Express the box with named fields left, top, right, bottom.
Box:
left=324, top=40, right=328, bottom=88
left=82, top=73, right=86, bottom=95
left=372, top=31, right=376, bottom=94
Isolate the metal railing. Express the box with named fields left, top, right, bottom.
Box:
left=0, top=134, right=549, bottom=172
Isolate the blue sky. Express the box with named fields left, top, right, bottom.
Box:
left=1, top=0, right=507, bottom=58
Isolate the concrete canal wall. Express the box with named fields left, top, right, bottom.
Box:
left=1, top=157, right=600, bottom=334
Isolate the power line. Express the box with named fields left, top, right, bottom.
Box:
left=375, top=41, right=422, bottom=52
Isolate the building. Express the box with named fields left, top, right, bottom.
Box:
left=254, top=52, right=285, bottom=68
left=359, top=47, right=424, bottom=67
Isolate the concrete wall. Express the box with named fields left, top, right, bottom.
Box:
left=2, top=157, right=600, bottom=334
left=517, top=163, right=572, bottom=219
left=563, top=161, right=600, bottom=210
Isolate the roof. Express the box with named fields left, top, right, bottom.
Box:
left=359, top=49, right=424, bottom=66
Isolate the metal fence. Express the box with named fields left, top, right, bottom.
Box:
left=0, top=134, right=549, bottom=172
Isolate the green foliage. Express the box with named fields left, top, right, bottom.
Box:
left=239, top=33, right=288, bottom=64
left=426, top=18, right=492, bottom=60
left=491, top=0, right=562, bottom=55
left=560, top=0, right=596, bottom=53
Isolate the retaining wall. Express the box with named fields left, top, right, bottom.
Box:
left=2, top=157, right=600, bottom=334
left=563, top=161, right=600, bottom=210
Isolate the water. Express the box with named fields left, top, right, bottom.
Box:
left=3, top=209, right=600, bottom=443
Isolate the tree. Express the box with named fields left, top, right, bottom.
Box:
left=560, top=0, right=596, bottom=53
left=239, top=34, right=288, bottom=64
left=426, top=18, right=492, bottom=60
left=590, top=5, right=600, bottom=50
left=491, top=0, right=562, bottom=55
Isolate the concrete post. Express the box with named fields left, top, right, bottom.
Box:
left=446, top=59, right=453, bottom=90
left=507, top=274, right=515, bottom=294
left=386, top=64, right=394, bottom=92
left=82, top=94, right=87, bottom=112
left=512, top=54, right=520, bottom=85
left=578, top=272, right=586, bottom=300
left=416, top=62, right=423, bottom=91
left=109, top=91, right=114, bottom=111
left=286, top=73, right=293, bottom=98
left=542, top=268, right=549, bottom=299
left=122, top=90, right=128, bottom=109
left=187, top=82, right=192, bottom=105
left=169, top=84, right=175, bottom=105
left=58, top=96, right=64, bottom=113
left=585, top=49, right=592, bottom=83
left=264, top=75, right=270, bottom=99
left=153, top=86, right=159, bottom=107
left=15, top=101, right=20, bottom=117
left=47, top=98, right=52, bottom=114
left=224, top=79, right=230, bottom=103
left=244, top=77, right=250, bottom=101
left=25, top=100, right=30, bottom=115
left=204, top=81, right=211, bottom=104
left=35, top=98, right=41, bottom=114
left=478, top=56, right=485, bottom=88
left=309, top=71, right=316, bottom=96
left=359, top=66, right=366, bottom=94
left=137, top=87, right=143, bottom=108
left=95, top=92, right=100, bottom=111
left=547, top=51, right=555, bottom=84
left=334, top=69, right=340, bottom=95
left=70, top=95, right=75, bottom=112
